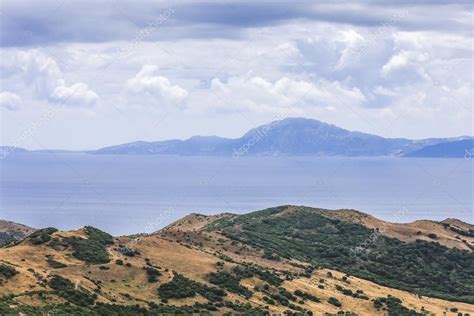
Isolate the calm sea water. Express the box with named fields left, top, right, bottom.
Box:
left=0, top=153, right=472, bottom=235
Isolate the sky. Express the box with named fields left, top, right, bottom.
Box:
left=0, top=0, right=473, bottom=150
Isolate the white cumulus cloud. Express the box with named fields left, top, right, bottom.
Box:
left=0, top=49, right=99, bottom=108
left=50, top=83, right=99, bottom=107
left=0, top=91, right=22, bottom=110
left=126, top=65, right=188, bottom=105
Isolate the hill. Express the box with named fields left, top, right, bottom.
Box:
left=0, top=220, right=35, bottom=247
left=404, top=139, right=474, bottom=158
left=91, top=118, right=471, bottom=157
left=1, top=206, right=473, bottom=315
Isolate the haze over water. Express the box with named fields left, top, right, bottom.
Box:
left=1, top=153, right=472, bottom=235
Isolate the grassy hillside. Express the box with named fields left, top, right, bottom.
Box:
left=1, top=206, right=473, bottom=315
left=205, top=206, right=474, bottom=303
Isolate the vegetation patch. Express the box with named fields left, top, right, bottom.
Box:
left=64, top=236, right=110, bottom=264
left=83, top=226, right=114, bottom=245
left=28, top=227, right=58, bottom=245
left=158, top=273, right=226, bottom=302
left=0, top=298, right=268, bottom=315
left=448, top=226, right=474, bottom=238
left=231, top=264, right=283, bottom=286
left=49, top=275, right=95, bottom=306
left=143, top=266, right=162, bottom=283
left=328, top=296, right=342, bottom=307
left=207, top=271, right=252, bottom=298
left=0, top=264, right=17, bottom=279
left=116, top=245, right=138, bottom=257
left=373, top=295, right=423, bottom=316
left=46, top=256, right=67, bottom=269
left=265, top=287, right=298, bottom=307
left=294, top=289, right=320, bottom=303
left=55, top=226, right=113, bottom=264
left=335, top=285, right=369, bottom=300
left=262, top=249, right=281, bottom=261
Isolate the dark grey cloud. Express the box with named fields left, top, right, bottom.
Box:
left=0, top=0, right=471, bottom=47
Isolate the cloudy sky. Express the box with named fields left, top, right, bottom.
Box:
left=0, top=0, right=472, bottom=150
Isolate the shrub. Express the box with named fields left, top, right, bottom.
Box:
left=29, top=228, right=58, bottom=245
left=158, top=273, right=225, bottom=302
left=116, top=245, right=137, bottom=257
left=208, top=271, right=252, bottom=298
left=64, top=237, right=110, bottom=264
left=49, top=275, right=95, bottom=306
left=262, top=250, right=281, bottom=261
left=143, top=266, right=161, bottom=283
left=231, top=265, right=282, bottom=286
left=263, top=296, right=276, bottom=305
left=46, top=257, right=67, bottom=269
left=374, top=296, right=423, bottom=315
left=373, top=299, right=383, bottom=309
left=449, top=226, right=474, bottom=238
left=278, top=287, right=296, bottom=302
left=83, top=226, right=114, bottom=245
left=328, top=297, right=342, bottom=307
left=293, top=289, right=320, bottom=302
left=0, top=264, right=17, bottom=279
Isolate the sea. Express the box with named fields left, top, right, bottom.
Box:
left=0, top=152, right=472, bottom=235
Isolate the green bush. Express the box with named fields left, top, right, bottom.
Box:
left=29, top=227, right=58, bottom=245
left=83, top=226, right=114, bottom=245
left=373, top=295, right=423, bottom=316
left=208, top=271, right=252, bottom=298
left=143, top=266, right=161, bottom=283
left=116, top=245, right=137, bottom=257
left=158, top=273, right=225, bottom=302
left=46, top=257, right=67, bottom=269
left=449, top=226, right=474, bottom=238
left=262, top=250, right=281, bottom=261
left=328, top=297, right=341, bottom=307
left=293, top=289, right=320, bottom=302
left=0, top=264, right=17, bottom=279
left=231, top=264, right=282, bottom=286
left=49, top=275, right=95, bottom=306
left=64, top=237, right=110, bottom=264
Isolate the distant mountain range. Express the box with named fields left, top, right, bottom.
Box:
left=2, top=118, right=472, bottom=158
left=92, top=118, right=471, bottom=157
